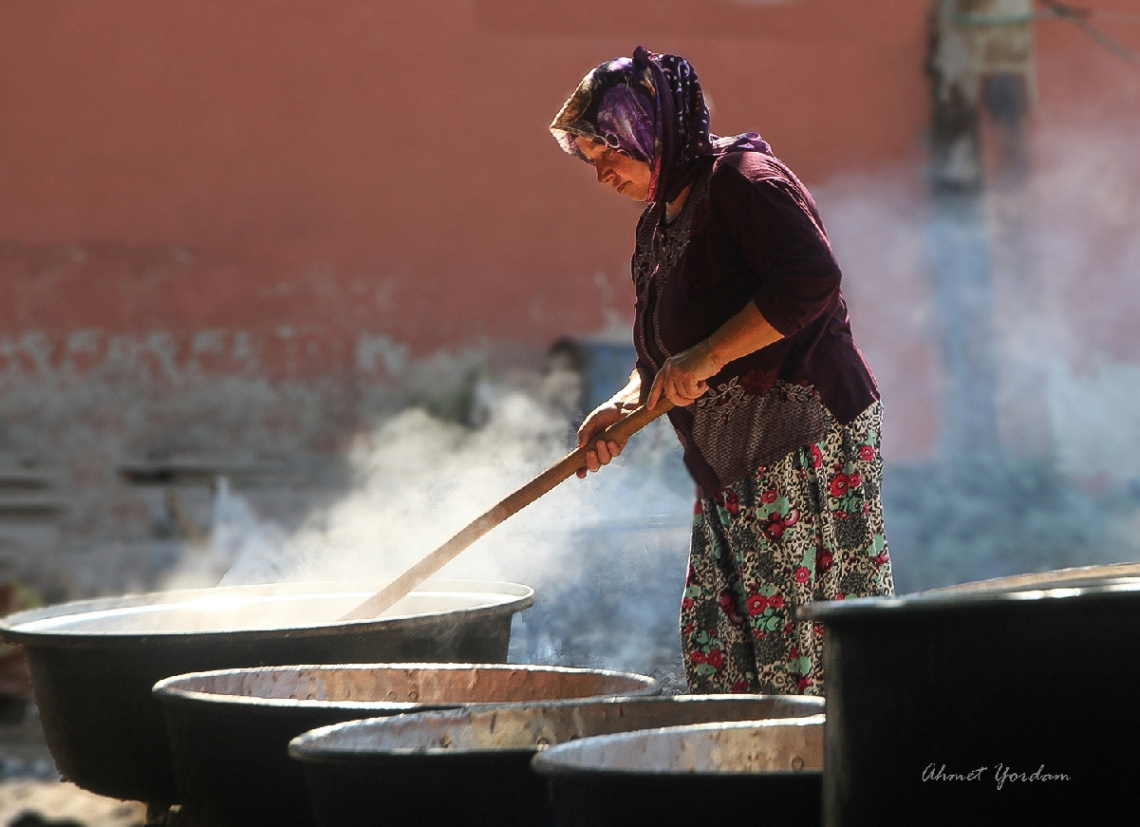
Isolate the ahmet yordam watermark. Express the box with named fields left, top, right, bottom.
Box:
left=923, top=763, right=1071, bottom=791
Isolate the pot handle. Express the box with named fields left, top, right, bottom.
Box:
left=338, top=400, right=675, bottom=621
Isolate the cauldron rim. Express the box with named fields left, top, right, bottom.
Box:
left=153, top=662, right=660, bottom=712
left=799, top=573, right=1140, bottom=624
left=288, top=693, right=826, bottom=762
left=530, top=716, right=826, bottom=778
left=0, top=578, right=535, bottom=645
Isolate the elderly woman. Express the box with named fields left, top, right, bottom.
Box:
left=552, top=47, right=893, bottom=696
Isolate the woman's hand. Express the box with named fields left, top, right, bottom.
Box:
left=576, top=402, right=633, bottom=479
left=647, top=340, right=723, bottom=409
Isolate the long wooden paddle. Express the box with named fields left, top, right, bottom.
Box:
left=338, top=400, right=675, bottom=621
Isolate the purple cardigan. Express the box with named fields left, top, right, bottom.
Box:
left=631, top=151, right=879, bottom=495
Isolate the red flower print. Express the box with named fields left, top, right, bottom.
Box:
left=719, top=591, right=743, bottom=624
left=762, top=489, right=777, bottom=504
left=848, top=472, right=862, bottom=488
left=829, top=473, right=850, bottom=498
left=707, top=649, right=725, bottom=669
left=796, top=676, right=812, bottom=693
left=724, top=490, right=740, bottom=516
left=818, top=551, right=834, bottom=572
left=860, top=445, right=876, bottom=461
left=693, top=500, right=704, bottom=515
left=794, top=566, right=811, bottom=584
left=783, top=508, right=800, bottom=527
left=812, top=622, right=825, bottom=636
left=763, top=520, right=785, bottom=541
left=836, top=509, right=849, bottom=520
left=768, top=594, right=785, bottom=609
left=746, top=594, right=769, bottom=616
left=683, top=623, right=695, bottom=635
left=811, top=444, right=823, bottom=469
left=784, top=621, right=794, bottom=634
left=690, top=650, right=707, bottom=664
left=681, top=597, right=694, bottom=610
left=732, top=679, right=751, bottom=694
left=789, top=646, right=800, bottom=659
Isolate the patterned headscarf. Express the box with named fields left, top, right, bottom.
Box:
left=550, top=46, right=771, bottom=206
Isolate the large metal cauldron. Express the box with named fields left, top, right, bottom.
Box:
left=800, top=565, right=1140, bottom=826
left=289, top=694, right=824, bottom=827
left=532, top=716, right=825, bottom=827
left=154, top=663, right=658, bottom=827
left=0, top=578, right=533, bottom=808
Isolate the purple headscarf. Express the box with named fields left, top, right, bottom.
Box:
left=550, top=46, right=771, bottom=206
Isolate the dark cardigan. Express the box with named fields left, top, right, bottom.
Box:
left=632, top=151, right=879, bottom=495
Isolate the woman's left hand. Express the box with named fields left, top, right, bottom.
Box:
left=648, top=341, right=722, bottom=408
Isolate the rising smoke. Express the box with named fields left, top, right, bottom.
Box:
left=162, top=387, right=695, bottom=676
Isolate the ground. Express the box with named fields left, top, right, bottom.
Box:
left=0, top=705, right=146, bottom=827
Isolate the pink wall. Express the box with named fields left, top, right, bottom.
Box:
left=0, top=0, right=1136, bottom=452
left=0, top=0, right=930, bottom=376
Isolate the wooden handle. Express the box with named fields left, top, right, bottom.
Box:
left=338, top=400, right=675, bottom=621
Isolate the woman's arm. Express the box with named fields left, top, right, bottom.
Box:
left=575, top=370, right=643, bottom=478
left=647, top=302, right=784, bottom=409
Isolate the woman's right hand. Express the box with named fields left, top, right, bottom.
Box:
left=575, top=403, right=632, bottom=479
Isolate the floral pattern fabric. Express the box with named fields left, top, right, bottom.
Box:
left=682, top=400, right=894, bottom=696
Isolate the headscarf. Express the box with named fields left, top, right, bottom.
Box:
left=550, top=46, right=772, bottom=206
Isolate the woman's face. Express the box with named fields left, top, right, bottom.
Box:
left=574, top=136, right=652, bottom=202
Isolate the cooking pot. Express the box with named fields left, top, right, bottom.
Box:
left=800, top=567, right=1140, bottom=825
left=154, top=662, right=657, bottom=827
left=531, top=716, right=825, bottom=827
left=921, top=560, right=1140, bottom=594
left=289, top=693, right=824, bottom=827
left=0, top=578, right=532, bottom=809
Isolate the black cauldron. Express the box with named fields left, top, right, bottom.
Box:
left=532, top=717, right=825, bottom=827
left=801, top=566, right=1140, bottom=825
left=155, top=662, right=658, bottom=827
left=290, top=694, right=824, bottom=826
left=0, top=578, right=533, bottom=808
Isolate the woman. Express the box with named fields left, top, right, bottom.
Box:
left=551, top=47, right=893, bottom=696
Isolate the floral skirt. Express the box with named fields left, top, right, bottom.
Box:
left=681, top=401, right=894, bottom=696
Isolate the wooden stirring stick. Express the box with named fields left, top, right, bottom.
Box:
left=338, top=400, right=675, bottom=621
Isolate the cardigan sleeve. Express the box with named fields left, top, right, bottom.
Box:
left=708, top=156, right=842, bottom=337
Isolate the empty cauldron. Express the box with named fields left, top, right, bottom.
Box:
left=800, top=569, right=1140, bottom=825
left=154, top=662, right=658, bottom=827
left=289, top=693, right=824, bottom=827
left=531, top=716, right=824, bottom=827
left=0, top=578, right=533, bottom=809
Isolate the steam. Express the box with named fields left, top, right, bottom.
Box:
left=813, top=113, right=1140, bottom=591
left=159, top=387, right=694, bottom=674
